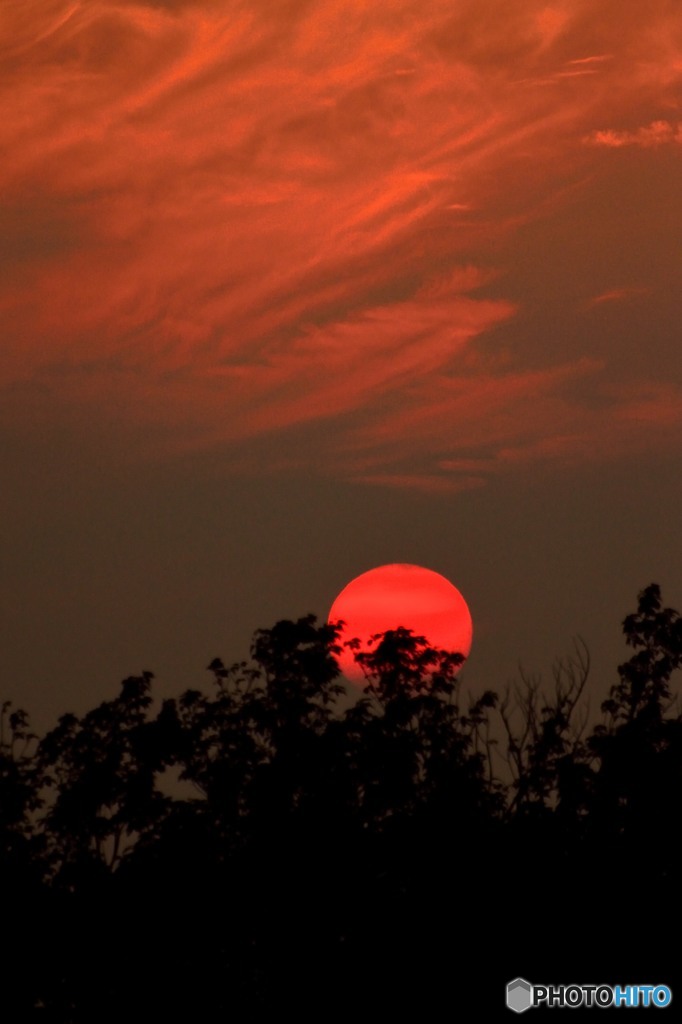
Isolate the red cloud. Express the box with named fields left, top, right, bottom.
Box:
left=585, top=286, right=652, bottom=308
left=585, top=120, right=682, bottom=147
left=2, top=0, right=682, bottom=490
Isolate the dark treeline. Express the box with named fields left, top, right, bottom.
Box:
left=2, top=584, right=681, bottom=1018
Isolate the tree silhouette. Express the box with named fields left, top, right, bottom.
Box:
left=499, top=640, right=593, bottom=831
left=0, top=702, right=39, bottom=868
left=1, top=584, right=680, bottom=1016
left=589, top=585, right=682, bottom=870
left=36, top=671, right=165, bottom=879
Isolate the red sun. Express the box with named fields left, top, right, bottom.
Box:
left=328, top=563, right=473, bottom=683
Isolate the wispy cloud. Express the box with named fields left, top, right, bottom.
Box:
left=567, top=55, right=613, bottom=66
left=585, top=120, right=682, bottom=147
left=585, top=286, right=652, bottom=308
left=2, top=0, right=681, bottom=490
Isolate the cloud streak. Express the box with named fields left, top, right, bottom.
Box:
left=585, top=286, right=652, bottom=308
left=2, top=0, right=682, bottom=489
left=586, top=120, right=682, bottom=147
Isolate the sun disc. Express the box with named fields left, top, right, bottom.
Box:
left=328, top=563, right=473, bottom=684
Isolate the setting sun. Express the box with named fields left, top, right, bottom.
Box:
left=328, top=563, right=473, bottom=683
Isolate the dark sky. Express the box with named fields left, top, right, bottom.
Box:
left=2, top=0, right=681, bottom=730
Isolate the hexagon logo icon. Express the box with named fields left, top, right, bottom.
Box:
left=507, top=978, right=532, bottom=1013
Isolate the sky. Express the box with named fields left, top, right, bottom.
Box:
left=2, top=0, right=681, bottom=730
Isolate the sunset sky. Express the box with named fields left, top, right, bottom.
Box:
left=2, top=0, right=681, bottom=726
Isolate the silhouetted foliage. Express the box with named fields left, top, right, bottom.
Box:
left=1, top=584, right=681, bottom=1016
left=37, top=671, right=166, bottom=879
left=589, top=584, right=682, bottom=874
